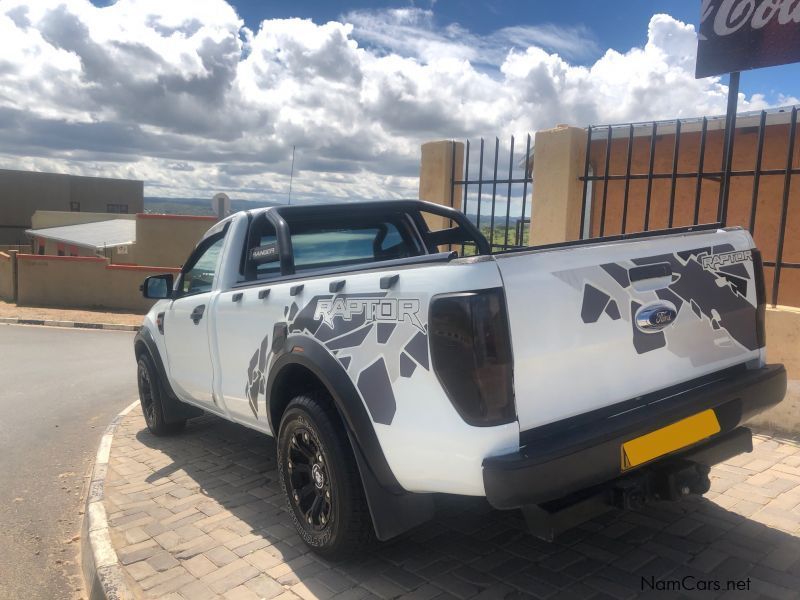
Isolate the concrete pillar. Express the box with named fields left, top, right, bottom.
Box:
left=0, top=250, right=20, bottom=303
left=747, top=306, right=800, bottom=433
left=418, top=140, right=464, bottom=231
left=530, top=125, right=588, bottom=245
left=9, top=250, right=18, bottom=302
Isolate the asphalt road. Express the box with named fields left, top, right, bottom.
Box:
left=0, top=325, right=138, bottom=600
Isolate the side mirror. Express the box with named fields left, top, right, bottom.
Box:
left=141, top=274, right=174, bottom=299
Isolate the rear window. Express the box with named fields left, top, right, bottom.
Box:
left=245, top=215, right=421, bottom=281
left=293, top=223, right=409, bottom=269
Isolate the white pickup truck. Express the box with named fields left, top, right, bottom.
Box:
left=134, top=200, right=786, bottom=557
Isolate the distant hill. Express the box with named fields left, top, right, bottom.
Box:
left=144, top=197, right=282, bottom=216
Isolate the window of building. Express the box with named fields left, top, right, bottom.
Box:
left=107, top=203, right=129, bottom=214
left=70, top=201, right=81, bottom=212
left=57, top=249, right=65, bottom=256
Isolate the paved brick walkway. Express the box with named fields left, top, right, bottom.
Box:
left=104, top=407, right=800, bottom=600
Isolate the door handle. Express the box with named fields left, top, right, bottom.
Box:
left=190, top=304, right=205, bottom=324
left=629, top=263, right=671, bottom=282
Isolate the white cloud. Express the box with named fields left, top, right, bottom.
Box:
left=0, top=2, right=795, bottom=203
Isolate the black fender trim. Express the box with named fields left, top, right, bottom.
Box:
left=133, top=328, right=203, bottom=422
left=266, top=334, right=434, bottom=540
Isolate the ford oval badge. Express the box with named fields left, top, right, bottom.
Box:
left=635, top=303, right=677, bottom=333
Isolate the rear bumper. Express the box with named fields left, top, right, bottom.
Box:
left=483, top=364, right=786, bottom=509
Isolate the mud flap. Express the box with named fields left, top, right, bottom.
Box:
left=346, top=429, right=435, bottom=541
left=161, top=391, right=204, bottom=423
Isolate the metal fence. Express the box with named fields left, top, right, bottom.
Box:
left=450, top=134, right=533, bottom=253
left=579, top=106, right=799, bottom=306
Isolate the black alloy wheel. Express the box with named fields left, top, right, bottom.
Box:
left=136, top=354, right=186, bottom=436
left=287, top=426, right=334, bottom=530
left=137, top=360, right=157, bottom=429
left=277, top=392, right=374, bottom=557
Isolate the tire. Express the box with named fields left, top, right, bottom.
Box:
left=277, top=392, right=374, bottom=558
left=137, top=354, right=186, bottom=436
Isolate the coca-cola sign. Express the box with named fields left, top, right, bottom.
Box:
left=696, top=0, right=800, bottom=78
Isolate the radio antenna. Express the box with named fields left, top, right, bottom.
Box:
left=288, top=145, right=296, bottom=205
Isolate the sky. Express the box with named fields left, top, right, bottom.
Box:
left=1, top=0, right=798, bottom=205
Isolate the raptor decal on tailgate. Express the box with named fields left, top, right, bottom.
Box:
left=555, top=244, right=758, bottom=362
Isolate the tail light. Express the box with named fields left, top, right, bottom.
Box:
left=429, top=288, right=515, bottom=426
left=752, top=249, right=766, bottom=348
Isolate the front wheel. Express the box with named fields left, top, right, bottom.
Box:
left=137, top=354, right=186, bottom=436
left=277, top=392, right=374, bottom=558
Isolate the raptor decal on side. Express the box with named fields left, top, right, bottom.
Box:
left=245, top=293, right=429, bottom=425
left=314, top=297, right=424, bottom=332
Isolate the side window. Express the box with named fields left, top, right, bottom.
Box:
left=180, top=235, right=226, bottom=295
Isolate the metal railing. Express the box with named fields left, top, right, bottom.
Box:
left=450, top=134, right=533, bottom=253
left=579, top=106, right=799, bottom=306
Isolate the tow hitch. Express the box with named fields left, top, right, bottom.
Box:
left=522, top=460, right=711, bottom=541
left=519, top=423, right=765, bottom=544
left=613, top=460, right=710, bottom=509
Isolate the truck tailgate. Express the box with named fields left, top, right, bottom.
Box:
left=494, top=227, right=763, bottom=432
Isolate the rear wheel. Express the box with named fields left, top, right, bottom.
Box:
left=277, top=392, right=374, bottom=558
left=137, top=354, right=186, bottom=436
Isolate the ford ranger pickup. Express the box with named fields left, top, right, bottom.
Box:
left=134, top=199, right=786, bottom=556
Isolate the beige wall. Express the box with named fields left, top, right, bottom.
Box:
left=530, top=125, right=587, bottom=245
left=16, top=254, right=178, bottom=312
left=26, top=211, right=207, bottom=267
left=0, top=169, right=143, bottom=244
left=747, top=306, right=800, bottom=434
left=31, top=210, right=136, bottom=229
left=29, top=237, right=131, bottom=262
left=30, top=237, right=99, bottom=258
left=0, top=244, right=30, bottom=254
left=0, top=251, right=15, bottom=302
left=133, top=214, right=217, bottom=267
left=418, top=140, right=464, bottom=232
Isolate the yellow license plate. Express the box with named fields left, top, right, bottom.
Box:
left=621, top=410, right=720, bottom=470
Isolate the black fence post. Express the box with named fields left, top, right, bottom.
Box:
left=668, top=120, right=682, bottom=228
left=718, top=71, right=740, bottom=225
left=748, top=110, right=767, bottom=234
left=693, top=117, right=708, bottom=224
left=771, top=106, right=798, bottom=307
left=643, top=122, right=658, bottom=230
left=579, top=126, right=593, bottom=239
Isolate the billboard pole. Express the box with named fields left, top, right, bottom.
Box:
left=717, top=71, right=739, bottom=225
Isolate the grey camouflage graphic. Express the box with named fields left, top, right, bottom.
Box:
left=557, top=244, right=758, bottom=364
left=246, top=293, right=429, bottom=425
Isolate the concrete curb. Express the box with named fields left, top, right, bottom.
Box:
left=0, top=316, right=139, bottom=331
left=82, top=400, right=139, bottom=600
